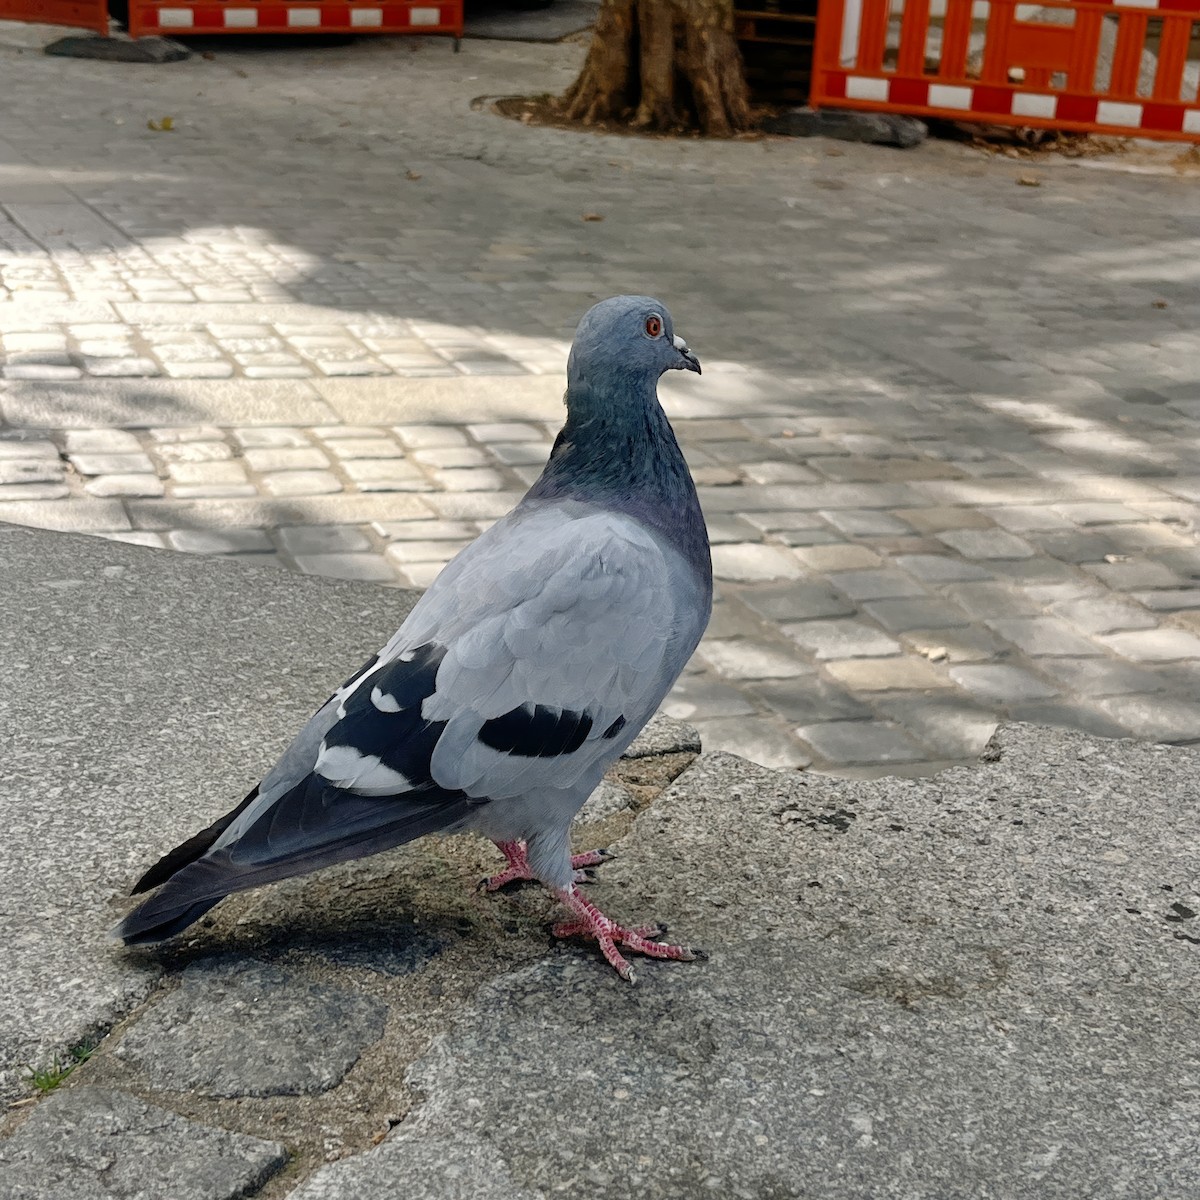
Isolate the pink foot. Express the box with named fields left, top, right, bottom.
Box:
left=481, top=840, right=611, bottom=893
left=551, top=886, right=702, bottom=984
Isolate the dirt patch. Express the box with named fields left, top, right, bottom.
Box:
left=490, top=93, right=768, bottom=140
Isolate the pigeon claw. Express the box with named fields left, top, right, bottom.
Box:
left=482, top=840, right=613, bottom=893
left=551, top=886, right=699, bottom=984
left=570, top=848, right=612, bottom=884
left=569, top=848, right=613, bottom=868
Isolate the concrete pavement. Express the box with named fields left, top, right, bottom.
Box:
left=1, top=20, right=1200, bottom=773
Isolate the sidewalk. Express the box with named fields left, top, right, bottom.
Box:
left=2, top=19, right=1200, bottom=773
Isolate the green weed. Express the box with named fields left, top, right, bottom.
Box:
left=22, top=1039, right=96, bottom=1095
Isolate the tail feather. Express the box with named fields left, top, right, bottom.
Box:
left=114, top=855, right=245, bottom=945
left=130, top=786, right=260, bottom=895
left=116, top=895, right=224, bottom=945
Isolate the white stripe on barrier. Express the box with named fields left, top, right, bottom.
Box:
left=411, top=5, right=440, bottom=22
left=845, top=76, right=889, bottom=102
left=224, top=7, right=258, bottom=25
left=350, top=6, right=383, bottom=24
left=1113, top=0, right=1158, bottom=8
left=1096, top=100, right=1144, bottom=127
left=1012, top=93, right=1058, bottom=119
left=157, top=7, right=193, bottom=25
left=288, top=7, right=322, bottom=24
left=929, top=84, right=972, bottom=110
left=831, top=71, right=1200, bottom=141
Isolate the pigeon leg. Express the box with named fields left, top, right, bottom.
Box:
left=551, top=886, right=700, bottom=984
left=482, top=840, right=611, bottom=892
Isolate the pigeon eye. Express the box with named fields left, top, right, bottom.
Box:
left=644, top=315, right=663, bottom=338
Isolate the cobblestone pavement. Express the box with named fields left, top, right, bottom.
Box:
left=2, top=20, right=1200, bottom=774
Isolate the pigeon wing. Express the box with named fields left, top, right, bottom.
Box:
left=413, top=504, right=690, bottom=799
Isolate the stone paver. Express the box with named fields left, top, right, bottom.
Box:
left=697, top=637, right=812, bottom=680
left=710, top=542, right=803, bottom=581
left=824, top=656, right=955, bottom=692
left=167, top=528, right=273, bottom=555
left=1099, top=628, right=1200, bottom=661
left=9, top=530, right=1200, bottom=1200
left=1, top=21, right=1199, bottom=772
left=784, top=619, right=903, bottom=661
left=794, top=720, right=926, bottom=766
left=948, top=664, right=1060, bottom=704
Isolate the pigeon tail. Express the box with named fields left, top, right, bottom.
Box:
left=115, top=893, right=224, bottom=945
left=114, top=775, right=480, bottom=945
left=113, top=854, right=247, bottom=944
left=129, top=786, right=260, bottom=896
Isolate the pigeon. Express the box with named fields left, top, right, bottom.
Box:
left=114, top=295, right=712, bottom=983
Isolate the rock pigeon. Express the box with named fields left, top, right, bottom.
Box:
left=114, top=295, right=712, bottom=982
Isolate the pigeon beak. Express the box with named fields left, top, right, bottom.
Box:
left=672, top=334, right=701, bottom=375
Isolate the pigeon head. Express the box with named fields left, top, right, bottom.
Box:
left=567, top=295, right=700, bottom=391
left=528, top=293, right=710, bottom=570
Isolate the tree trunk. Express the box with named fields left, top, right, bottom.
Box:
left=562, top=0, right=752, bottom=137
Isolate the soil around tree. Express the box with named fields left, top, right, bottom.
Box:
left=492, top=93, right=769, bottom=140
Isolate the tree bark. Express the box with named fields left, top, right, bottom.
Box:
left=562, top=0, right=752, bottom=137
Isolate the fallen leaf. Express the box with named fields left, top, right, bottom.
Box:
left=1017, top=174, right=1041, bottom=187
left=1152, top=299, right=1169, bottom=309
left=581, top=212, right=604, bottom=222
left=405, top=170, right=422, bottom=181
left=147, top=116, right=175, bottom=132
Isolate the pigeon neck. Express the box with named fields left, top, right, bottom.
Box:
left=526, top=379, right=710, bottom=573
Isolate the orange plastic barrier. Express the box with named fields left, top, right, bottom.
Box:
left=0, top=0, right=107, bottom=33
left=811, top=0, right=1200, bottom=143
left=0, top=0, right=460, bottom=38
left=127, top=0, right=462, bottom=37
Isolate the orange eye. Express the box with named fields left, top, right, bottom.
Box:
left=645, top=315, right=663, bottom=337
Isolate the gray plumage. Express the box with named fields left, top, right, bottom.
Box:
left=115, top=295, right=711, bottom=947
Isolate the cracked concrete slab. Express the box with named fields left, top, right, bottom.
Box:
left=115, top=958, right=388, bottom=1098
left=0, top=1086, right=286, bottom=1200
